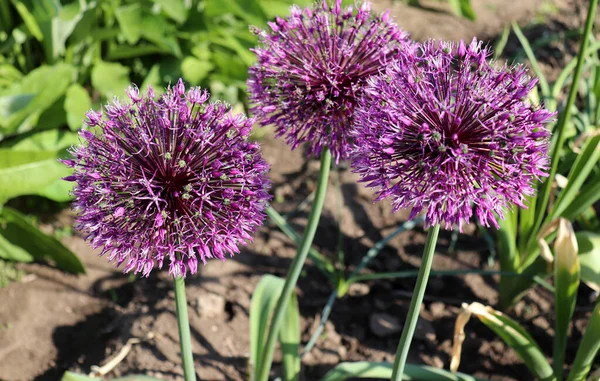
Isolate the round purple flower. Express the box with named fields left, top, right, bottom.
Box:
left=247, top=0, right=410, bottom=162
left=351, top=39, right=553, bottom=230
left=63, top=79, right=270, bottom=277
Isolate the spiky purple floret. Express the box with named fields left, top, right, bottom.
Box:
left=351, top=39, right=553, bottom=230
left=247, top=0, right=410, bottom=162
left=63, top=80, right=271, bottom=277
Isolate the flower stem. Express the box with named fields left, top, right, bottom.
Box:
left=390, top=224, right=440, bottom=381
left=256, top=148, right=332, bottom=381
left=174, top=276, right=197, bottom=381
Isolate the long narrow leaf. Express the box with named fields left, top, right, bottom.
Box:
left=550, top=134, right=600, bottom=221
left=553, top=219, right=580, bottom=379
left=459, top=303, right=555, bottom=381
left=566, top=301, right=600, bottom=381
left=279, top=290, right=300, bottom=381
left=320, top=362, right=484, bottom=381
left=512, top=22, right=550, bottom=99
left=561, top=174, right=600, bottom=220
left=249, top=274, right=300, bottom=380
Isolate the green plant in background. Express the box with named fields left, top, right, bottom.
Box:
left=495, top=0, right=600, bottom=308
left=452, top=219, right=600, bottom=381
left=0, top=0, right=309, bottom=274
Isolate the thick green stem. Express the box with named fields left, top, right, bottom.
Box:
left=174, top=276, right=197, bottom=381
left=390, top=224, right=440, bottom=381
left=256, top=148, right=332, bottom=381
left=528, top=0, right=598, bottom=254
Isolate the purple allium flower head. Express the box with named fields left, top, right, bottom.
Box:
left=63, top=79, right=271, bottom=277
left=247, top=0, right=410, bottom=162
left=351, top=39, right=553, bottom=230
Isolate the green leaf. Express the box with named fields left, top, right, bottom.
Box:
left=249, top=275, right=299, bottom=380
left=151, top=0, right=188, bottom=24
left=320, top=362, right=484, bottom=381
left=512, top=22, right=550, bottom=100
left=0, top=94, right=35, bottom=118
left=64, top=84, right=91, bottom=131
left=561, top=173, right=600, bottom=220
left=6, top=129, right=79, bottom=151
left=567, top=301, right=600, bottom=381
left=0, top=63, right=75, bottom=135
left=91, top=61, right=131, bottom=99
left=140, top=14, right=182, bottom=57
left=11, top=0, right=43, bottom=41
left=0, top=149, right=72, bottom=203
left=0, top=65, right=23, bottom=90
left=463, top=303, right=555, bottom=381
left=553, top=219, right=580, bottom=379
left=447, top=0, right=476, bottom=20
left=576, top=231, right=600, bottom=292
left=551, top=134, right=600, bottom=220
left=0, top=232, right=34, bottom=262
left=279, top=289, right=300, bottom=381
left=115, top=3, right=143, bottom=44
left=181, top=57, right=214, bottom=85
left=204, top=0, right=267, bottom=27
left=0, top=207, right=85, bottom=274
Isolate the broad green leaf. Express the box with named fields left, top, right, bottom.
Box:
left=0, top=149, right=71, bottom=203
left=0, top=64, right=75, bottom=135
left=0, top=207, right=85, bottom=274
left=91, top=61, right=130, bottom=99
left=6, top=129, right=78, bottom=151
left=461, top=303, right=555, bottom=381
left=115, top=3, right=143, bottom=44
left=64, top=84, right=91, bottom=131
left=553, top=219, right=580, bottom=379
left=0, top=65, right=23, bottom=89
left=151, top=0, right=188, bottom=24
left=0, top=232, right=34, bottom=262
left=249, top=275, right=299, bottom=380
left=551, top=134, right=600, bottom=220
left=140, top=14, right=182, bottom=57
left=0, top=94, right=35, bottom=118
left=204, top=0, right=267, bottom=27
left=567, top=301, right=600, bottom=381
left=320, top=362, right=484, bottom=381
left=181, top=57, right=214, bottom=85
left=576, top=231, right=600, bottom=292
left=279, top=289, right=300, bottom=381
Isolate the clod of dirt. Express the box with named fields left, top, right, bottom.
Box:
left=369, top=312, right=402, bottom=337
left=430, top=302, right=447, bottom=318
left=195, top=293, right=226, bottom=319
left=347, top=283, right=370, bottom=297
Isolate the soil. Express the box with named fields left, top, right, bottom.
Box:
left=0, top=1, right=597, bottom=381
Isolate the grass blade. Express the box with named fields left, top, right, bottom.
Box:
left=566, top=301, right=600, bottom=381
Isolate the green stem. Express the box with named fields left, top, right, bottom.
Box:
left=256, top=148, right=332, bottom=381
left=528, top=0, right=598, bottom=254
left=174, top=276, right=197, bottom=381
left=390, top=224, right=440, bottom=381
